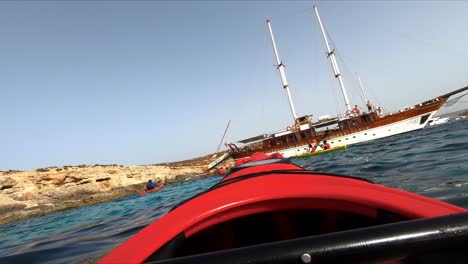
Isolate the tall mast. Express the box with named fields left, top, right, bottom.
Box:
left=356, top=72, right=369, bottom=103
left=313, top=5, right=352, bottom=112
left=215, top=120, right=231, bottom=154
left=266, top=19, right=299, bottom=122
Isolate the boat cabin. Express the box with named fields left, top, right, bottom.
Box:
left=337, top=112, right=380, bottom=131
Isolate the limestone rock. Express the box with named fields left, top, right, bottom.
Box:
left=0, top=152, right=234, bottom=225
left=0, top=177, right=17, bottom=190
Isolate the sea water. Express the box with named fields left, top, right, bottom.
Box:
left=1, top=118, right=467, bottom=263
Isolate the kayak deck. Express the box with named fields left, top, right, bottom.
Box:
left=100, top=158, right=467, bottom=264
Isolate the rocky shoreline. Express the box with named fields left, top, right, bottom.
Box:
left=0, top=153, right=234, bottom=225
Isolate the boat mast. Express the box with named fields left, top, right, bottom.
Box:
left=215, top=120, right=231, bottom=153
left=356, top=72, right=369, bottom=103
left=313, top=5, right=352, bottom=112
left=266, top=19, right=299, bottom=122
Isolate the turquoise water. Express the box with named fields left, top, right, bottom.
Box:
left=1, top=119, right=467, bottom=263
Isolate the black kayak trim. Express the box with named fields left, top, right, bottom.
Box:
left=146, top=211, right=468, bottom=264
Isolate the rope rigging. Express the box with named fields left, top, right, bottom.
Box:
left=444, top=93, right=468, bottom=107
left=319, top=23, right=388, bottom=114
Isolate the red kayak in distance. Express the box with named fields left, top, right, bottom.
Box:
left=101, top=152, right=468, bottom=264
left=137, top=184, right=164, bottom=196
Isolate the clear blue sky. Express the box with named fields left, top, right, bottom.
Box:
left=1, top=1, right=468, bottom=170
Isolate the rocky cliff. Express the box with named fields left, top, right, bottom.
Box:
left=0, top=153, right=234, bottom=225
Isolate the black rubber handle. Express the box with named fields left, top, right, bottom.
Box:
left=148, top=212, right=468, bottom=264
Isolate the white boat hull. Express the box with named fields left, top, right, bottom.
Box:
left=266, top=111, right=437, bottom=158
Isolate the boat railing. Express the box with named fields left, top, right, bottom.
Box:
left=228, top=141, right=265, bottom=154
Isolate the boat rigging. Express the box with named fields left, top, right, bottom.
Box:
left=266, top=19, right=298, bottom=123
left=221, top=5, right=468, bottom=162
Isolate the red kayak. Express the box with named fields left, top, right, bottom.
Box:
left=137, top=184, right=164, bottom=195
left=101, top=153, right=467, bottom=263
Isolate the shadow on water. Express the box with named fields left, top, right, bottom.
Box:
left=0, top=120, right=467, bottom=263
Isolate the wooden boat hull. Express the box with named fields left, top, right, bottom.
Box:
left=100, top=154, right=467, bottom=264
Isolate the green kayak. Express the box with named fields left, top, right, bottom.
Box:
left=292, top=145, right=347, bottom=159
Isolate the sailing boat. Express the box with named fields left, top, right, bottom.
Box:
left=225, top=6, right=468, bottom=160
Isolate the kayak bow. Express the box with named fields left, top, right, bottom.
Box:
left=101, top=153, right=467, bottom=264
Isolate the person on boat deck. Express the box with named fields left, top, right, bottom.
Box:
left=366, top=100, right=373, bottom=112
left=323, top=140, right=331, bottom=150
left=145, top=180, right=156, bottom=191
left=377, top=106, right=383, bottom=116
left=308, top=144, right=316, bottom=153
left=353, top=105, right=361, bottom=115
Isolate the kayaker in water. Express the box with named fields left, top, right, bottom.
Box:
left=145, top=180, right=156, bottom=191
left=218, top=168, right=226, bottom=175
